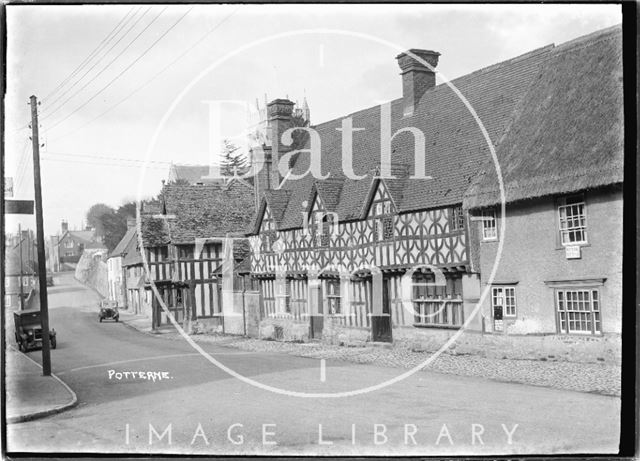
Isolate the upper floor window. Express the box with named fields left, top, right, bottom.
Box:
left=260, top=207, right=275, bottom=232
left=64, top=240, right=74, bottom=248
left=451, top=206, right=465, bottom=231
left=481, top=209, right=497, bottom=241
left=558, top=195, right=587, bottom=245
left=370, top=186, right=394, bottom=242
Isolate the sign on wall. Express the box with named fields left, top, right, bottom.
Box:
left=565, top=245, right=581, bottom=259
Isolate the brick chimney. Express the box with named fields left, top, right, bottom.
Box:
left=61, top=220, right=68, bottom=234
left=126, top=217, right=136, bottom=230
left=396, top=49, right=440, bottom=116
left=267, top=98, right=295, bottom=189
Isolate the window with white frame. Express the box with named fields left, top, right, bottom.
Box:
left=558, top=195, right=587, bottom=245
left=327, top=279, right=341, bottom=314
left=64, top=239, right=74, bottom=248
left=491, top=286, right=517, bottom=317
left=556, top=289, right=601, bottom=335
left=481, top=209, right=497, bottom=240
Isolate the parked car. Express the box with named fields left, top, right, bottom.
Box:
left=99, top=300, right=119, bottom=322
left=14, top=309, right=57, bottom=352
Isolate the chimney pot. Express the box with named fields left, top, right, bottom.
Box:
left=396, top=49, right=440, bottom=116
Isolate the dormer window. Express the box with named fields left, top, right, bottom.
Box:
left=370, top=183, right=394, bottom=242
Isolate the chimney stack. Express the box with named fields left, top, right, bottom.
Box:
left=126, top=217, right=136, bottom=230
left=267, top=98, right=295, bottom=189
left=396, top=49, right=440, bottom=116
left=61, top=220, right=68, bottom=234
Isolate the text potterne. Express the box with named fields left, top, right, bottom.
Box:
left=126, top=423, right=519, bottom=446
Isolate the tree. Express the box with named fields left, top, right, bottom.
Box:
left=85, top=200, right=138, bottom=252
left=220, top=140, right=249, bottom=178
left=86, top=203, right=114, bottom=238
left=287, top=112, right=310, bottom=169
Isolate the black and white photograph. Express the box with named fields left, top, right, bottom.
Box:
left=2, top=2, right=634, bottom=457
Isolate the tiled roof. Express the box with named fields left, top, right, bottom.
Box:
left=314, top=178, right=344, bottom=212
left=463, top=26, right=623, bottom=208
left=143, top=180, right=256, bottom=246
left=255, top=41, right=555, bottom=231
left=109, top=227, right=136, bottom=258
left=122, top=230, right=142, bottom=266
left=58, top=230, right=100, bottom=246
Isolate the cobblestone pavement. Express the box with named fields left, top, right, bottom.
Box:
left=148, top=331, right=621, bottom=397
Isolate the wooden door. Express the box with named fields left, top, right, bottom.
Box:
left=372, top=277, right=392, bottom=342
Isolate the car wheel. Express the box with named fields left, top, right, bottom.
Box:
left=50, top=337, right=57, bottom=349
left=18, top=341, right=26, bottom=353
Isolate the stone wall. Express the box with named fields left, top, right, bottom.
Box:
left=75, top=249, right=108, bottom=298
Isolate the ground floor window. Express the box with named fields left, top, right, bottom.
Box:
left=412, top=273, right=463, bottom=327
left=327, top=280, right=341, bottom=314
left=491, top=286, right=517, bottom=317
left=556, top=289, right=601, bottom=334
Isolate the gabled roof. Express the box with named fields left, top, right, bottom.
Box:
left=142, top=181, right=256, bottom=246
left=261, top=41, right=554, bottom=231
left=58, top=229, right=105, bottom=249
left=109, top=227, right=136, bottom=258
left=314, top=178, right=344, bottom=212
left=256, top=189, right=291, bottom=231
left=463, top=26, right=623, bottom=209
left=122, top=230, right=142, bottom=266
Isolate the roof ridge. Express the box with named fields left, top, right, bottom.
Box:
left=442, top=44, right=555, bottom=85
left=550, top=24, right=621, bottom=57
left=309, top=44, right=555, bottom=133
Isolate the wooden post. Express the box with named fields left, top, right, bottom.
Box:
left=30, top=95, right=51, bottom=376
left=18, top=224, right=24, bottom=310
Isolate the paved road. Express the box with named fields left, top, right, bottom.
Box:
left=7, top=273, right=620, bottom=455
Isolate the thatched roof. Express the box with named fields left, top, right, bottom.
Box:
left=251, top=40, right=554, bottom=232
left=463, top=26, right=623, bottom=209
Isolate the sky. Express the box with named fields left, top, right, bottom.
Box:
left=4, top=3, right=622, bottom=236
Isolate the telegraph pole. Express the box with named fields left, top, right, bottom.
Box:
left=30, top=95, right=51, bottom=376
left=18, top=224, right=24, bottom=310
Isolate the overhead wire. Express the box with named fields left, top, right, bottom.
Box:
left=41, top=6, right=136, bottom=104
left=46, top=6, right=193, bottom=132
left=42, top=6, right=154, bottom=119
left=49, top=7, right=239, bottom=142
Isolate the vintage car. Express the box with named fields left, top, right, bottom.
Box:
left=14, top=309, right=57, bottom=352
left=99, top=299, right=119, bottom=322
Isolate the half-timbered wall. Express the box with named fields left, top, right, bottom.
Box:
left=250, top=181, right=469, bottom=276
left=174, top=243, right=222, bottom=319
